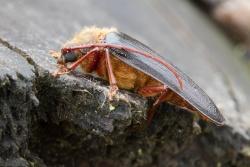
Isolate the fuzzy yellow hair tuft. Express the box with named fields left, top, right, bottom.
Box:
left=64, top=26, right=117, bottom=47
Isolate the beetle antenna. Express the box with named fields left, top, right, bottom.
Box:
left=62, top=44, right=184, bottom=90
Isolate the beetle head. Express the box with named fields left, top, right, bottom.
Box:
left=57, top=49, right=78, bottom=65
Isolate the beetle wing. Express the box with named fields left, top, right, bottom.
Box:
left=104, top=32, right=225, bottom=125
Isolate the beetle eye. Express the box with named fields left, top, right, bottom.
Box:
left=63, top=52, right=78, bottom=63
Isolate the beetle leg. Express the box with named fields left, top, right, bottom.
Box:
left=53, top=47, right=99, bottom=77
left=139, top=85, right=169, bottom=107
left=105, top=48, right=118, bottom=100
left=138, top=85, right=169, bottom=124
left=138, top=85, right=167, bottom=97
left=52, top=65, right=71, bottom=77
left=148, top=88, right=169, bottom=124
left=67, top=47, right=100, bottom=71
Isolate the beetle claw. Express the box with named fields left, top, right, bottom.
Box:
left=52, top=65, right=71, bottom=77
left=108, top=85, right=119, bottom=100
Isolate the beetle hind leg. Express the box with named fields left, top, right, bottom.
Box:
left=138, top=85, right=168, bottom=124
left=105, top=48, right=119, bottom=100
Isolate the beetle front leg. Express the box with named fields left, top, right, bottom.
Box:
left=52, top=65, right=71, bottom=77
left=67, top=47, right=100, bottom=71
left=105, top=48, right=118, bottom=100
left=53, top=47, right=99, bottom=77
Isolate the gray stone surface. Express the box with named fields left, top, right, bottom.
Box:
left=0, top=44, right=36, bottom=166
left=0, top=0, right=250, bottom=166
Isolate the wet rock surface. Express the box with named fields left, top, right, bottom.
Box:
left=0, top=0, right=250, bottom=166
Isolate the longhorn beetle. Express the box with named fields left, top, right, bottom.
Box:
left=52, top=27, right=225, bottom=126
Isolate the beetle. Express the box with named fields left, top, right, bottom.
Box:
left=51, top=26, right=225, bottom=126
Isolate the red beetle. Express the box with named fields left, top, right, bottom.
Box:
left=52, top=27, right=225, bottom=126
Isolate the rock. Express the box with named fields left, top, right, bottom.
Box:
left=0, top=44, right=38, bottom=166
left=0, top=0, right=250, bottom=167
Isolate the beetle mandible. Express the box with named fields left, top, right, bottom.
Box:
left=51, top=27, right=225, bottom=126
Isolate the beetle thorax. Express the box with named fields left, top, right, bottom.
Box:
left=63, top=26, right=117, bottom=47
